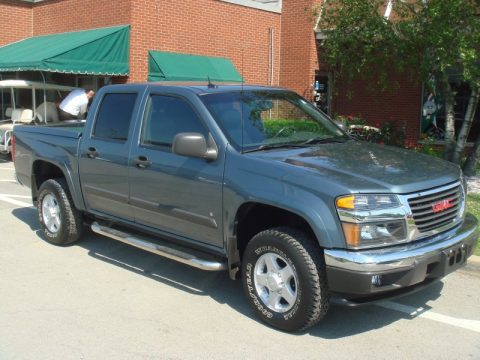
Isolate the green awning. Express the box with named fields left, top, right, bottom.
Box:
left=148, top=51, right=242, bottom=82
left=0, top=25, right=130, bottom=75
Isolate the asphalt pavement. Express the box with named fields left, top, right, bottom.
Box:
left=0, top=159, right=479, bottom=360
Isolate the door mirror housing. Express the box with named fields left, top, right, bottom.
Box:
left=172, top=132, right=218, bottom=161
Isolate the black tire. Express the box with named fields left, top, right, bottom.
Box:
left=242, top=227, right=329, bottom=332
left=37, top=178, right=83, bottom=245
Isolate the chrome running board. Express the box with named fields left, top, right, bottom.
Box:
left=91, top=222, right=227, bottom=271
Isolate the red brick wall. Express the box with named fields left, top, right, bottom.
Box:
left=333, top=77, right=423, bottom=146
left=129, top=0, right=281, bottom=84
left=27, top=0, right=280, bottom=85
left=280, top=0, right=322, bottom=99
left=32, top=0, right=130, bottom=35
left=0, top=0, right=32, bottom=46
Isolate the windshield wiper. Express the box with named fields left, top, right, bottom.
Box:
left=242, top=143, right=308, bottom=153
left=300, top=137, right=348, bottom=145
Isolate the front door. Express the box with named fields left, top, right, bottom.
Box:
left=129, top=93, right=224, bottom=248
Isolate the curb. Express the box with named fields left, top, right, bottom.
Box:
left=469, top=254, right=480, bottom=264
left=465, top=254, right=480, bottom=273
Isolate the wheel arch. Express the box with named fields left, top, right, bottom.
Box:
left=226, top=201, right=330, bottom=279
left=31, top=159, right=84, bottom=211
left=235, top=202, right=319, bottom=256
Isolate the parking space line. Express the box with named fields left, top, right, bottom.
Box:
left=0, top=194, right=30, bottom=198
left=377, top=301, right=480, bottom=333
left=0, top=194, right=32, bottom=207
left=0, top=180, right=17, bottom=183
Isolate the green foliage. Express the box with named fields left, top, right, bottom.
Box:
left=414, top=138, right=443, bottom=157
left=319, top=0, right=480, bottom=88
left=335, top=115, right=366, bottom=126
left=466, top=194, right=480, bottom=256
left=263, top=119, right=325, bottom=138
left=374, top=122, right=406, bottom=147
left=335, top=115, right=405, bottom=146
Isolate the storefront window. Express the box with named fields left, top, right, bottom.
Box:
left=76, top=76, right=110, bottom=91
left=313, top=72, right=331, bottom=115
left=420, top=78, right=479, bottom=142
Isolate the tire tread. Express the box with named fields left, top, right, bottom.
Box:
left=243, top=226, right=329, bottom=332
left=38, top=178, right=83, bottom=245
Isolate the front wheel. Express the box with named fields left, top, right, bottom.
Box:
left=37, top=178, right=83, bottom=245
left=241, top=227, right=329, bottom=332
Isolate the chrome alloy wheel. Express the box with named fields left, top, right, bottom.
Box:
left=42, top=193, right=61, bottom=233
left=253, top=252, right=298, bottom=313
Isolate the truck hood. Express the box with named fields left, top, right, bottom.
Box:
left=251, top=141, right=460, bottom=194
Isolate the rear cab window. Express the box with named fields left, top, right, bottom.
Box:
left=93, top=93, right=138, bottom=141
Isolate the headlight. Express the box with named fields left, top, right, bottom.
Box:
left=336, top=194, right=407, bottom=249
left=336, top=194, right=400, bottom=210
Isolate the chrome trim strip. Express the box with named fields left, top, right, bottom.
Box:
left=83, top=184, right=129, bottom=202
left=324, top=214, right=478, bottom=272
left=130, top=196, right=218, bottom=229
left=91, top=222, right=227, bottom=271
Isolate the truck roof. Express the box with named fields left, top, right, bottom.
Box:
left=101, top=82, right=288, bottom=95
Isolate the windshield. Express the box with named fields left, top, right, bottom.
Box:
left=200, top=90, right=348, bottom=152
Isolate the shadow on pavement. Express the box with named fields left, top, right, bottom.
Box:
left=0, top=153, right=11, bottom=163
left=12, top=206, right=40, bottom=231
left=12, top=206, right=445, bottom=338
left=307, top=281, right=443, bottom=338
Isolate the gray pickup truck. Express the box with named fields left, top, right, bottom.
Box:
left=13, top=83, right=479, bottom=332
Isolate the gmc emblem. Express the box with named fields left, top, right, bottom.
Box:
left=432, top=199, right=454, bottom=213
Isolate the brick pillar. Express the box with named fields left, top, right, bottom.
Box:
left=280, top=0, right=322, bottom=100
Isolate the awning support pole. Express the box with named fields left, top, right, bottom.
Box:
left=40, top=71, right=47, bottom=123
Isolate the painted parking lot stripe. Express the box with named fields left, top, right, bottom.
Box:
left=0, top=194, right=32, bottom=207
left=0, top=180, right=17, bottom=183
left=377, top=301, right=480, bottom=333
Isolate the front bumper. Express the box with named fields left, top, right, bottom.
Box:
left=324, top=214, right=479, bottom=302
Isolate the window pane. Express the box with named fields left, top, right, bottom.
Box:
left=94, top=93, right=137, bottom=141
left=142, top=95, right=207, bottom=148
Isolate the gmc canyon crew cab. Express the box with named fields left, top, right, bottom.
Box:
left=13, top=83, right=479, bottom=332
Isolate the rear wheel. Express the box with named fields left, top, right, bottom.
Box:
left=37, top=178, right=83, bottom=245
left=241, top=227, right=329, bottom=332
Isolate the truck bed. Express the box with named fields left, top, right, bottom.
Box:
left=13, top=123, right=85, bottom=208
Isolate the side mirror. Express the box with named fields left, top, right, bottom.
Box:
left=172, top=132, right=218, bottom=161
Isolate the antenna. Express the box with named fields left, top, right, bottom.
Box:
left=207, top=76, right=216, bottom=89
left=241, top=48, right=245, bottom=151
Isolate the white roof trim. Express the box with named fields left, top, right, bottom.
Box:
left=220, top=0, right=282, bottom=13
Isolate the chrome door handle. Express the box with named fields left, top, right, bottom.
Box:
left=134, top=156, right=152, bottom=169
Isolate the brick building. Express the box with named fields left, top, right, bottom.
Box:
left=0, top=0, right=475, bottom=144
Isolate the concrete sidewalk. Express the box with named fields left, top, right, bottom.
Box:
left=466, top=254, right=480, bottom=273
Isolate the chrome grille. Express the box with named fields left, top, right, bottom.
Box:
left=408, top=184, right=463, bottom=233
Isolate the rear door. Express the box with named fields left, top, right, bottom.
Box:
left=79, top=88, right=144, bottom=220
left=129, top=90, right=225, bottom=248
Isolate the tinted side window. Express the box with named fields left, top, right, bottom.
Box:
left=142, top=95, right=207, bottom=149
left=93, top=93, right=137, bottom=141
